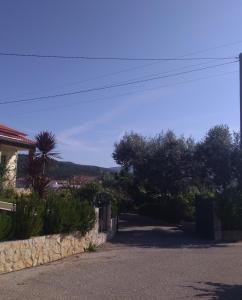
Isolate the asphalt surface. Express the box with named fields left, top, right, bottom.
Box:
left=1, top=214, right=242, bottom=300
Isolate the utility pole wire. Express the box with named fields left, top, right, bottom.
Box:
left=3, top=69, right=237, bottom=119
left=3, top=40, right=242, bottom=100
left=2, top=60, right=218, bottom=102
left=0, top=60, right=238, bottom=106
left=0, top=51, right=237, bottom=61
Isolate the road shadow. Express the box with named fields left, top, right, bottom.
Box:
left=188, top=281, right=242, bottom=299
left=111, top=214, right=234, bottom=249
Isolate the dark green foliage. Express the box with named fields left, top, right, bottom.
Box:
left=0, top=162, right=7, bottom=191
left=217, top=189, right=242, bottom=230
left=0, top=212, right=13, bottom=241
left=100, top=171, right=130, bottom=214
left=27, top=131, right=59, bottom=197
left=79, top=201, right=96, bottom=234
left=70, top=180, right=121, bottom=220
left=29, top=175, right=51, bottom=199
left=195, top=190, right=242, bottom=231
left=111, top=200, right=119, bottom=218
left=75, top=182, right=102, bottom=203
left=138, top=191, right=197, bottom=223
left=195, top=125, right=234, bottom=190
left=0, top=190, right=96, bottom=241
left=113, top=132, right=146, bottom=169
left=113, top=125, right=242, bottom=224
left=44, top=192, right=82, bottom=234
left=13, top=194, right=45, bottom=239
left=114, top=131, right=195, bottom=196
left=0, top=188, right=17, bottom=203
left=113, top=130, right=196, bottom=222
left=35, top=131, right=60, bottom=176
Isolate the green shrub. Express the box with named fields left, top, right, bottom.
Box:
left=79, top=201, right=96, bottom=234
left=0, top=188, right=97, bottom=241
left=0, top=162, right=7, bottom=191
left=85, top=242, right=98, bottom=252
left=111, top=200, right=119, bottom=218
left=0, top=212, right=13, bottom=241
left=217, top=189, right=242, bottom=230
left=0, top=188, right=17, bottom=203
left=72, top=182, right=102, bottom=203
left=138, top=190, right=197, bottom=223
left=44, top=193, right=82, bottom=234
left=13, top=194, right=44, bottom=239
left=176, top=190, right=198, bottom=222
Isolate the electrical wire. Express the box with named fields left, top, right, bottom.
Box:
left=2, top=39, right=241, bottom=100
left=0, top=60, right=238, bottom=106
left=1, top=69, right=237, bottom=119
left=0, top=51, right=237, bottom=61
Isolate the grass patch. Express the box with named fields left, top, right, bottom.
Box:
left=85, top=242, right=98, bottom=252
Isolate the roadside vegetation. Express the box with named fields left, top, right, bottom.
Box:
left=0, top=131, right=120, bottom=242
left=113, top=124, right=242, bottom=229
left=2, top=123, right=242, bottom=242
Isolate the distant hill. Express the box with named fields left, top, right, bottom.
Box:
left=17, top=154, right=115, bottom=180
left=109, top=166, right=122, bottom=173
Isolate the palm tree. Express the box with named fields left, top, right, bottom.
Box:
left=35, top=131, right=60, bottom=176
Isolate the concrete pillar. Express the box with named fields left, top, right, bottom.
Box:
left=106, top=203, right=112, bottom=231
left=95, top=207, right=100, bottom=233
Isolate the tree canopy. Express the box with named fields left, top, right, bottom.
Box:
left=113, top=125, right=242, bottom=222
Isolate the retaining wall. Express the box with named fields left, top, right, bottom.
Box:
left=0, top=210, right=117, bottom=274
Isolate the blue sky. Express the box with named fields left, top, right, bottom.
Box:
left=0, top=1, right=241, bottom=167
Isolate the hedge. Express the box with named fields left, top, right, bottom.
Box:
left=0, top=191, right=96, bottom=241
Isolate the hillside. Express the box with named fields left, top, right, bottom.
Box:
left=17, top=154, right=112, bottom=180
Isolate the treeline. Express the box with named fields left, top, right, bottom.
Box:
left=113, top=125, right=242, bottom=226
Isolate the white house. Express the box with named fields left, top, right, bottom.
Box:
left=0, top=124, right=35, bottom=188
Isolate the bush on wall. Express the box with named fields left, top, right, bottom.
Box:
left=79, top=201, right=96, bottom=234
left=44, top=192, right=83, bottom=234
left=0, top=189, right=97, bottom=241
left=0, top=212, right=13, bottom=241
left=13, top=194, right=45, bottom=239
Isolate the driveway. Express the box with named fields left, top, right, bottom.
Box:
left=1, top=214, right=242, bottom=299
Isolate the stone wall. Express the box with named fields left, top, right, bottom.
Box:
left=0, top=209, right=117, bottom=274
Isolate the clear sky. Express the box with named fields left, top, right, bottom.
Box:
left=0, top=1, right=241, bottom=167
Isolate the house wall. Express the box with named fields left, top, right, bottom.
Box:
left=0, top=144, right=18, bottom=189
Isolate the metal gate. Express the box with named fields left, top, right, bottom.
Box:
left=195, top=197, right=221, bottom=239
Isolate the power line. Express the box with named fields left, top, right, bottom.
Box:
left=2, top=39, right=242, bottom=100
left=1, top=69, right=238, bottom=119
left=0, top=51, right=237, bottom=61
left=0, top=60, right=238, bottom=106
left=113, top=60, right=219, bottom=84
left=4, top=60, right=217, bottom=102
left=2, top=60, right=221, bottom=103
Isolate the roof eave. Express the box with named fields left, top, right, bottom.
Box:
left=0, top=136, right=36, bottom=150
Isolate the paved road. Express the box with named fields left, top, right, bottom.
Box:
left=1, top=214, right=242, bottom=300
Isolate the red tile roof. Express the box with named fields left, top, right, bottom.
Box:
left=0, top=124, right=35, bottom=146
left=0, top=124, right=27, bottom=136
